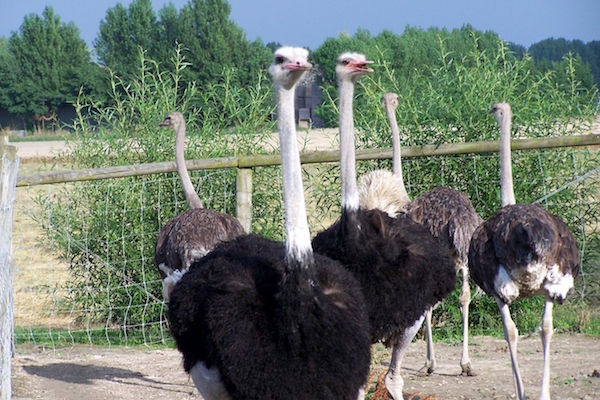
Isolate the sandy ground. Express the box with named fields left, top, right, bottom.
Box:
left=11, top=334, right=600, bottom=400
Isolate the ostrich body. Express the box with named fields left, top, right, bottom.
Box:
left=312, top=54, right=455, bottom=399
left=167, top=47, right=371, bottom=400
left=155, top=112, right=244, bottom=301
left=468, top=102, right=580, bottom=400
left=358, top=92, right=482, bottom=376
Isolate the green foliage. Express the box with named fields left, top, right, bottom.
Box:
left=94, top=0, right=161, bottom=80
left=316, top=34, right=600, bottom=337
left=529, top=38, right=600, bottom=88
left=36, top=47, right=277, bottom=330
left=28, top=25, right=600, bottom=344
left=94, top=0, right=272, bottom=93
left=0, top=6, right=96, bottom=119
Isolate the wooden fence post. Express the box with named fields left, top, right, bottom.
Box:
left=236, top=168, right=253, bottom=233
left=0, top=130, right=19, bottom=400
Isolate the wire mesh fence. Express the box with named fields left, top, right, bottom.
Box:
left=9, top=144, right=600, bottom=354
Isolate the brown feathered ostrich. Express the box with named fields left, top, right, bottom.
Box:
left=312, top=54, right=455, bottom=399
left=155, top=112, right=245, bottom=301
left=359, top=92, right=482, bottom=376
left=469, top=102, right=580, bottom=400
left=167, top=47, right=371, bottom=400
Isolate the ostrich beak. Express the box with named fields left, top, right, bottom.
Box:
left=349, top=60, right=374, bottom=73
left=283, top=61, right=313, bottom=71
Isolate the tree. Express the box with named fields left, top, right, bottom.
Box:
left=94, top=0, right=161, bottom=79
left=176, top=0, right=271, bottom=87
left=0, top=7, right=93, bottom=126
left=529, top=38, right=599, bottom=88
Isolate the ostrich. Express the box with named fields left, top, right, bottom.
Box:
left=358, top=93, right=409, bottom=217
left=468, top=102, right=580, bottom=400
left=358, top=92, right=482, bottom=376
left=167, top=47, right=371, bottom=400
left=312, top=53, right=456, bottom=399
left=155, top=112, right=245, bottom=301
left=389, top=93, right=481, bottom=375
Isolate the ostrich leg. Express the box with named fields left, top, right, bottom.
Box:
left=385, top=315, right=425, bottom=399
left=459, top=263, right=473, bottom=376
left=540, top=298, right=554, bottom=400
left=497, top=298, right=526, bottom=400
left=421, top=307, right=436, bottom=374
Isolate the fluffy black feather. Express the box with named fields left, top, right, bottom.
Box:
left=168, top=234, right=371, bottom=400
left=469, top=203, right=580, bottom=303
left=312, top=208, right=456, bottom=343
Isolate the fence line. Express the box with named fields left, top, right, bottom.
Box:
left=7, top=134, right=600, bottom=355
left=0, top=140, right=19, bottom=400
left=16, top=134, right=600, bottom=187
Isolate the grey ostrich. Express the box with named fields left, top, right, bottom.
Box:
left=469, top=102, right=580, bottom=400
left=359, top=92, right=482, bottom=376
left=167, top=47, right=371, bottom=400
left=312, top=53, right=455, bottom=399
left=155, top=112, right=245, bottom=301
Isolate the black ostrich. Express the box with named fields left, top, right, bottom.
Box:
left=469, top=102, right=580, bottom=400
left=311, top=53, right=456, bottom=399
left=167, top=47, right=371, bottom=400
left=359, top=92, right=483, bottom=375
left=155, top=112, right=244, bottom=301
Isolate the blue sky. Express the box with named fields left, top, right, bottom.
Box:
left=1, top=0, right=598, bottom=50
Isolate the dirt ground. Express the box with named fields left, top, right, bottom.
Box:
left=10, top=334, right=600, bottom=400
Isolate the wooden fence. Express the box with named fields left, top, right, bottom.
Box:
left=0, top=137, right=19, bottom=400
left=16, top=133, right=600, bottom=232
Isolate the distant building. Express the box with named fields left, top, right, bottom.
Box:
left=294, top=68, right=324, bottom=128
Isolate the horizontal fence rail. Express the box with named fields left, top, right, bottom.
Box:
left=9, top=133, right=600, bottom=352
left=17, top=134, right=600, bottom=186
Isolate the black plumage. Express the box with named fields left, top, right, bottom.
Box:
left=168, top=234, right=371, bottom=400
left=469, top=203, right=579, bottom=304
left=467, top=102, right=580, bottom=400
left=167, top=47, right=372, bottom=400
left=312, top=208, right=456, bottom=343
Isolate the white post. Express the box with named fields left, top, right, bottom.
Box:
left=0, top=132, right=19, bottom=400
left=236, top=168, right=253, bottom=233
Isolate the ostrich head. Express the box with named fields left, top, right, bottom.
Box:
left=489, top=102, right=512, bottom=125
left=336, top=52, right=374, bottom=82
left=269, top=46, right=312, bottom=90
left=382, top=92, right=398, bottom=109
left=159, top=111, right=185, bottom=130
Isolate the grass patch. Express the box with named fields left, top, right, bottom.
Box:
left=13, top=326, right=174, bottom=348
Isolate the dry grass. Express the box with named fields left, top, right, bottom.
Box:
left=13, top=162, right=74, bottom=328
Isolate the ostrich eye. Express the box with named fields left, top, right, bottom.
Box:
left=275, top=56, right=285, bottom=64
left=341, top=59, right=350, bottom=65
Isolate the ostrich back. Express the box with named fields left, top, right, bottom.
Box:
left=407, top=186, right=482, bottom=265
left=469, top=203, right=580, bottom=304
left=168, top=234, right=371, bottom=400
left=312, top=208, right=456, bottom=343
left=154, top=208, right=245, bottom=277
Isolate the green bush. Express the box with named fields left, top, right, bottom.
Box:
left=316, top=36, right=600, bottom=337
left=34, top=35, right=600, bottom=344
left=36, top=45, right=279, bottom=335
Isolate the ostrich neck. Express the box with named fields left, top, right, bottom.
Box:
left=175, top=123, right=203, bottom=209
left=499, top=114, right=516, bottom=206
left=276, top=84, right=313, bottom=267
left=338, top=79, right=359, bottom=211
left=385, top=102, right=410, bottom=203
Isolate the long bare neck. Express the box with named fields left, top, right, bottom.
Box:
left=338, top=79, right=359, bottom=212
left=499, top=113, right=516, bottom=206
left=384, top=100, right=410, bottom=203
left=175, top=121, right=203, bottom=209
left=276, top=83, right=313, bottom=266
